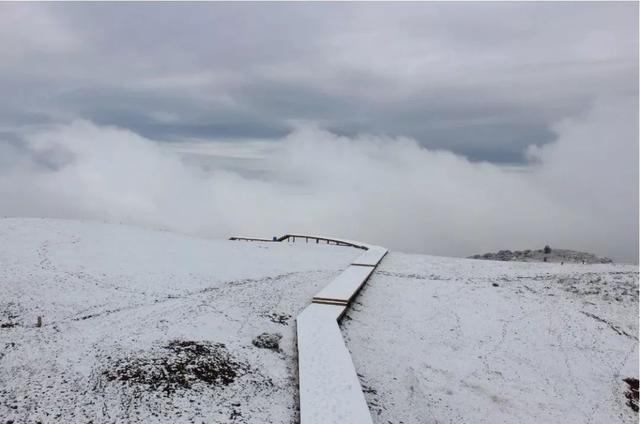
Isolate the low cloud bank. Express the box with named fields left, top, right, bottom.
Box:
left=0, top=96, right=637, bottom=262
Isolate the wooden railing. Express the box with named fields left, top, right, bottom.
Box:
left=230, top=234, right=369, bottom=250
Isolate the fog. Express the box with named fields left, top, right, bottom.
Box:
left=0, top=95, right=636, bottom=263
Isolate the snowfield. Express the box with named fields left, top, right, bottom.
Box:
left=1, top=218, right=638, bottom=423
left=342, top=253, right=639, bottom=423
left=0, top=218, right=356, bottom=423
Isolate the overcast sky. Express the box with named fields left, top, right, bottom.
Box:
left=0, top=2, right=638, bottom=261
left=1, top=2, right=637, bottom=161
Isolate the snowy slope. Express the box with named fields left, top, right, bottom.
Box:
left=342, top=253, right=639, bottom=423
left=0, top=218, right=358, bottom=423
left=1, top=218, right=638, bottom=423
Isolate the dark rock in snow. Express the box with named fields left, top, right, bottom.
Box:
left=252, top=333, right=282, bottom=350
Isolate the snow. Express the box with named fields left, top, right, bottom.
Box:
left=297, top=304, right=372, bottom=424
left=342, top=253, right=639, bottom=423
left=351, top=246, right=388, bottom=267
left=0, top=218, right=358, bottom=423
left=1, top=218, right=637, bottom=423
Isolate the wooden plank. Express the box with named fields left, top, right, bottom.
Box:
left=312, top=298, right=349, bottom=306
left=351, top=246, right=388, bottom=266
left=312, top=265, right=375, bottom=305
left=297, top=304, right=373, bottom=424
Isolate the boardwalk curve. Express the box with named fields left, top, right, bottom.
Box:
left=229, top=234, right=387, bottom=424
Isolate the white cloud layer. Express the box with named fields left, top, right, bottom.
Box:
left=1, top=96, right=636, bottom=262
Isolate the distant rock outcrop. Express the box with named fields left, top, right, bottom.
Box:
left=469, top=247, right=613, bottom=264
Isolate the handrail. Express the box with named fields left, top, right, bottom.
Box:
left=278, top=234, right=368, bottom=250
left=229, top=234, right=369, bottom=250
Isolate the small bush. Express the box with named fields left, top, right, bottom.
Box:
left=102, top=340, right=249, bottom=394
left=544, top=245, right=552, bottom=254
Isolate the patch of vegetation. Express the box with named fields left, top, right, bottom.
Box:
left=102, top=340, right=250, bottom=395
left=0, top=322, right=18, bottom=328
left=0, top=302, right=21, bottom=329
left=624, top=377, right=639, bottom=412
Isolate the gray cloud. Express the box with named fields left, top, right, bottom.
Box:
left=0, top=2, right=637, bottom=162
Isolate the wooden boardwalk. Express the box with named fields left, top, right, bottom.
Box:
left=312, top=265, right=376, bottom=306
left=297, top=304, right=372, bottom=423
left=230, top=234, right=387, bottom=424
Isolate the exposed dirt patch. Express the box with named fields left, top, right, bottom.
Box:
left=0, top=322, right=18, bottom=328
left=0, top=302, right=22, bottom=328
left=102, top=340, right=250, bottom=395
left=265, top=312, right=291, bottom=325
left=561, top=273, right=638, bottom=303
left=623, top=377, right=639, bottom=412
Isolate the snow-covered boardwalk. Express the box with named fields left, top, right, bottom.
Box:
left=297, top=304, right=372, bottom=423
left=312, top=265, right=376, bottom=306
left=230, top=234, right=387, bottom=424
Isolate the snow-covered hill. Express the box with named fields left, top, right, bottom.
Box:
left=1, top=218, right=637, bottom=423
left=0, top=218, right=356, bottom=423
left=342, top=253, right=638, bottom=423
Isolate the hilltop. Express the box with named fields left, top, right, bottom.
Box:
left=0, top=218, right=637, bottom=423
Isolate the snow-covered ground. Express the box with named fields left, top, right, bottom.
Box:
left=342, top=253, right=639, bottom=423
left=1, top=218, right=637, bottom=423
left=0, top=218, right=357, bottom=423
